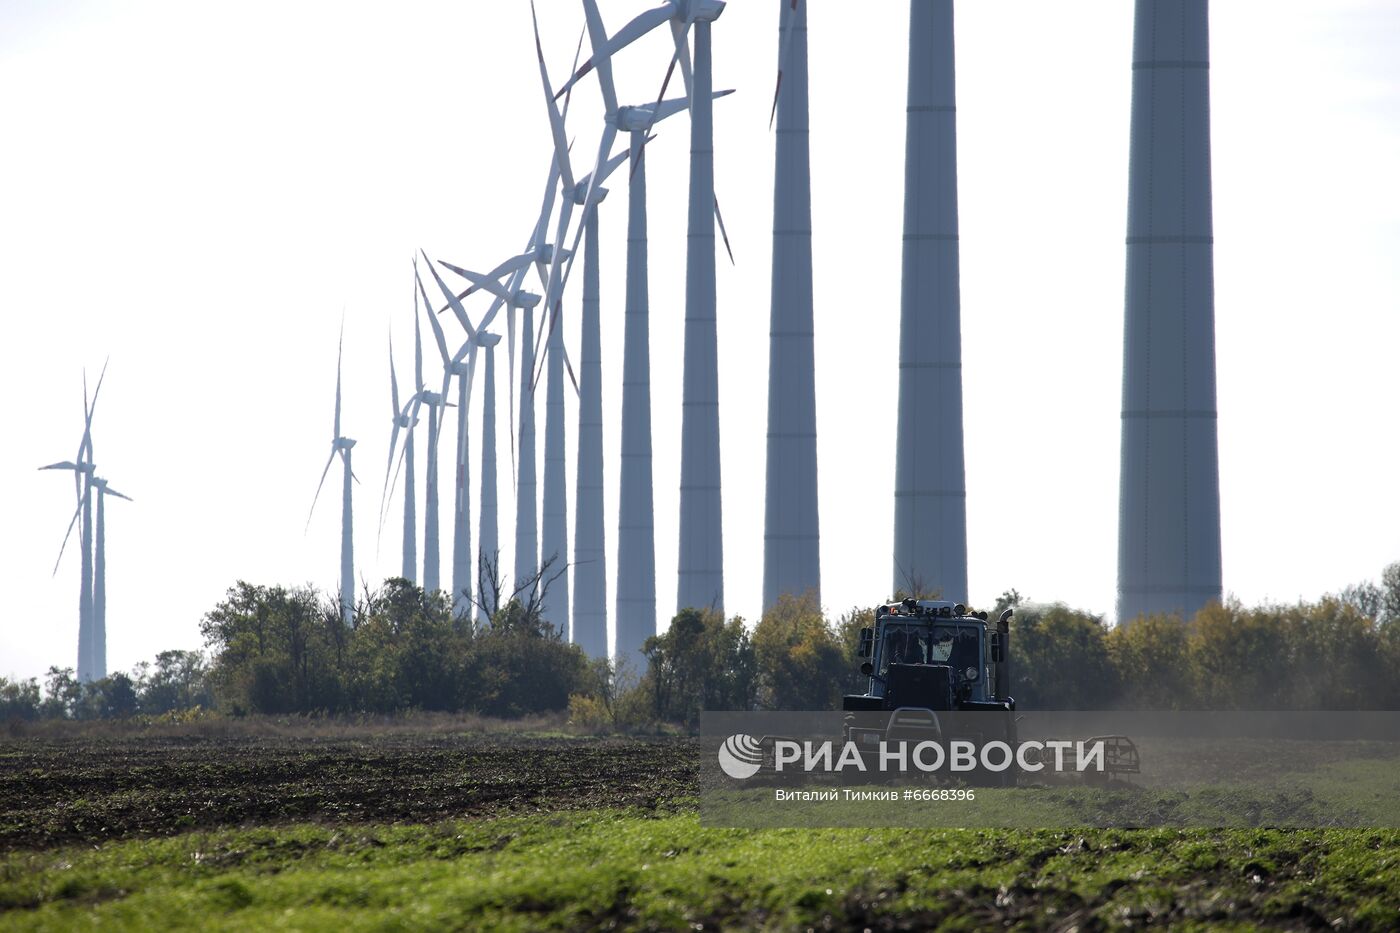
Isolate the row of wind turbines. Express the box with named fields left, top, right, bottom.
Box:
left=45, top=0, right=1215, bottom=680
left=308, top=0, right=794, bottom=665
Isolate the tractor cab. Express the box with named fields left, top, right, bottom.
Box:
left=844, top=598, right=1015, bottom=714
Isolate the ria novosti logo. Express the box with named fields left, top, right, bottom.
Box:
left=718, top=734, right=765, bottom=779
left=717, top=735, right=1111, bottom=779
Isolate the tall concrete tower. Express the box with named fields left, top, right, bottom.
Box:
left=514, top=310, right=540, bottom=591
left=542, top=304, right=570, bottom=627
left=1117, top=0, right=1222, bottom=623
left=617, top=128, right=658, bottom=668
left=677, top=16, right=726, bottom=615
left=477, top=336, right=500, bottom=626
left=892, top=0, right=967, bottom=602
left=574, top=208, right=608, bottom=658
left=763, top=0, right=820, bottom=611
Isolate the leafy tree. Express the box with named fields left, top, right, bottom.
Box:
left=753, top=593, right=848, bottom=710
left=641, top=609, right=755, bottom=725
left=0, top=677, right=41, bottom=721
left=132, top=650, right=212, bottom=714
left=1009, top=603, right=1118, bottom=708
left=1106, top=614, right=1192, bottom=709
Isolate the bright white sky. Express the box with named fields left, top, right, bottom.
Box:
left=3, top=1, right=1399, bottom=682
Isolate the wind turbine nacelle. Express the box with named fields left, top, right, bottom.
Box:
left=335, top=437, right=357, bottom=450
left=515, top=290, right=542, bottom=309
left=683, top=0, right=726, bottom=23
left=534, top=244, right=572, bottom=266
left=572, top=182, right=608, bottom=206
left=614, top=107, right=650, bottom=133
left=420, top=391, right=444, bottom=407
left=449, top=360, right=471, bottom=376
left=477, top=333, right=502, bottom=348
left=394, top=413, right=415, bottom=429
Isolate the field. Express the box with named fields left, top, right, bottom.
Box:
left=3, top=724, right=1400, bottom=930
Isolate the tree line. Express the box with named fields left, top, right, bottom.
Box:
left=7, top=564, right=1400, bottom=725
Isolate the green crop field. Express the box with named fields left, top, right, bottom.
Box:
left=3, top=727, right=1399, bottom=930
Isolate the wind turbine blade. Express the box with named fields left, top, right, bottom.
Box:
left=556, top=2, right=673, bottom=101
left=413, top=264, right=425, bottom=390
left=770, top=0, right=800, bottom=130
left=715, top=194, right=735, bottom=265
left=632, top=52, right=680, bottom=182
left=671, top=18, right=694, bottom=101
left=533, top=148, right=563, bottom=253
left=307, top=447, right=337, bottom=531
left=334, top=318, right=344, bottom=439
left=563, top=342, right=579, bottom=396
left=475, top=291, right=509, bottom=340
left=530, top=0, right=574, bottom=192
left=384, top=395, right=422, bottom=533
left=84, top=356, right=110, bottom=446
left=389, top=326, right=401, bottom=417
left=38, top=461, right=79, bottom=471
left=562, top=24, right=585, bottom=118
left=437, top=260, right=514, bottom=304
left=104, top=486, right=133, bottom=502
left=581, top=0, right=618, bottom=117
left=421, top=250, right=477, bottom=340
left=414, top=264, right=454, bottom=367
left=381, top=415, right=403, bottom=535
left=52, top=493, right=85, bottom=576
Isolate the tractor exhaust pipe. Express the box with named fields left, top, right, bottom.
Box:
left=995, top=608, right=1013, bottom=701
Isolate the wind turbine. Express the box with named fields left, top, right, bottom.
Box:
left=1117, top=0, right=1221, bottom=623
left=307, top=325, right=357, bottom=627
left=763, top=0, right=820, bottom=610
left=379, top=303, right=420, bottom=584
left=402, top=263, right=457, bottom=598
left=89, top=475, right=132, bottom=676
left=414, top=249, right=481, bottom=616
left=893, top=0, right=966, bottom=601
left=524, top=0, right=592, bottom=632
left=550, top=0, right=732, bottom=620
left=40, top=362, right=108, bottom=681
left=557, top=0, right=733, bottom=658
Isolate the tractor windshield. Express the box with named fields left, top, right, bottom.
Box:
left=881, top=626, right=968, bottom=670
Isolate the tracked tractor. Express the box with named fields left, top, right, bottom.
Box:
left=839, top=599, right=1017, bottom=783
left=839, top=597, right=1138, bottom=785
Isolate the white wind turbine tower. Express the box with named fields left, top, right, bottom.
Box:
left=414, top=250, right=481, bottom=616
left=40, top=363, right=108, bottom=681
left=549, top=0, right=733, bottom=658
left=435, top=250, right=549, bottom=601
left=526, top=0, right=593, bottom=631
left=1117, top=0, right=1221, bottom=623
left=893, top=0, right=966, bottom=601
left=379, top=301, right=422, bottom=584
left=763, top=0, right=820, bottom=610
left=89, top=475, right=132, bottom=673
left=422, top=249, right=512, bottom=618
left=307, top=326, right=358, bottom=627
left=476, top=330, right=502, bottom=625
left=554, top=0, right=732, bottom=618
left=402, top=265, right=453, bottom=598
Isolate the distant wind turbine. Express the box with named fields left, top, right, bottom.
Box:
left=307, top=325, right=357, bottom=627
left=40, top=361, right=109, bottom=681
left=379, top=298, right=421, bottom=584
